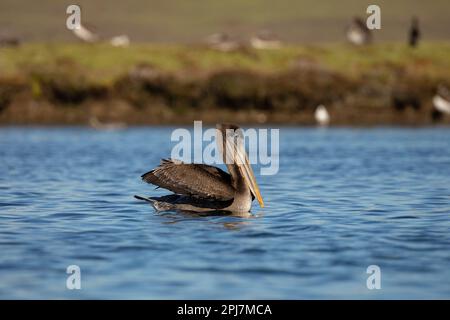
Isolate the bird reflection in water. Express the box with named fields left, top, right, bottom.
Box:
left=157, top=209, right=264, bottom=230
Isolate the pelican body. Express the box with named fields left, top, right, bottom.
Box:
left=135, top=124, right=264, bottom=213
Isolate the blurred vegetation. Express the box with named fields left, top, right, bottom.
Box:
left=1, top=43, right=450, bottom=81
left=1, top=0, right=450, bottom=43
left=0, top=43, right=449, bottom=124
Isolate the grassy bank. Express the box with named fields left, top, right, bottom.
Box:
left=1, top=42, right=450, bottom=125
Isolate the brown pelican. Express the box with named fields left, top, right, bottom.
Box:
left=250, top=30, right=282, bottom=50
left=346, top=17, right=372, bottom=46
left=135, top=124, right=264, bottom=213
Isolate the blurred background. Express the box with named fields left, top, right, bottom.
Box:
left=1, top=0, right=450, bottom=43
left=0, top=0, right=450, bottom=126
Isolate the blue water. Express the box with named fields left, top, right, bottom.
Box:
left=0, top=127, right=449, bottom=299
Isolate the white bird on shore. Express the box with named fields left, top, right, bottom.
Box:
left=433, top=86, right=450, bottom=115
left=250, top=30, right=282, bottom=50
left=110, top=35, right=130, bottom=47
left=346, top=17, right=372, bottom=46
left=315, top=105, right=330, bottom=126
left=205, top=32, right=240, bottom=52
left=72, top=24, right=99, bottom=43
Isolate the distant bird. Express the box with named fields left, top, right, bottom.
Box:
left=408, top=16, right=420, bottom=48
left=346, top=17, right=372, bottom=46
left=432, top=85, right=450, bottom=121
left=89, top=116, right=127, bottom=131
left=110, top=35, right=130, bottom=47
left=250, top=30, right=282, bottom=50
left=314, top=105, right=330, bottom=126
left=205, top=32, right=240, bottom=52
left=0, top=31, right=20, bottom=47
left=135, top=124, right=264, bottom=213
left=72, top=23, right=99, bottom=43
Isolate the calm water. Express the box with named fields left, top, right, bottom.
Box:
left=0, top=127, right=449, bottom=299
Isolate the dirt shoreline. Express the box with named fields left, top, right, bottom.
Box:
left=1, top=98, right=449, bottom=126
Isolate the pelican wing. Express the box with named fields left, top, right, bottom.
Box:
left=141, top=159, right=235, bottom=200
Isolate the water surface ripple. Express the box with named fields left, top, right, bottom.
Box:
left=0, top=127, right=449, bottom=299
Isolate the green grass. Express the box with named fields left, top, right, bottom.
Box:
left=1, top=41, right=450, bottom=126
left=1, top=42, right=450, bottom=84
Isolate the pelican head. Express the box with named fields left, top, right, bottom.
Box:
left=216, top=124, right=264, bottom=208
